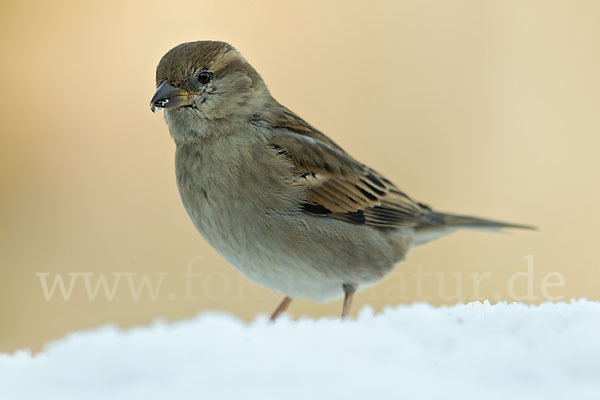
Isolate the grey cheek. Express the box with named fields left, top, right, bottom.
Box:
left=164, top=109, right=186, bottom=131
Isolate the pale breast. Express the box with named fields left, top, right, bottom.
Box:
left=173, top=135, right=408, bottom=301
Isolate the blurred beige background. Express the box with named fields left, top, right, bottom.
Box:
left=1, top=0, right=599, bottom=352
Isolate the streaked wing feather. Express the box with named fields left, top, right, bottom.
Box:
left=268, top=121, right=442, bottom=229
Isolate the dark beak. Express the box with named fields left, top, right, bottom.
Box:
left=150, top=81, right=191, bottom=112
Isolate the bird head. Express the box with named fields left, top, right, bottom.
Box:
left=151, top=41, right=269, bottom=139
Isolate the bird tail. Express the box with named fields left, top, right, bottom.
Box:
left=411, top=212, right=535, bottom=247
left=436, top=213, right=536, bottom=231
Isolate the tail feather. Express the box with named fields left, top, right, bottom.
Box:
left=436, top=213, right=536, bottom=231
left=410, top=212, right=535, bottom=247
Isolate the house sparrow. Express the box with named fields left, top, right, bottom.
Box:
left=150, top=41, right=533, bottom=320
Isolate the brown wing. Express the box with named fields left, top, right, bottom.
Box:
left=266, top=124, right=443, bottom=229
left=253, top=101, right=347, bottom=151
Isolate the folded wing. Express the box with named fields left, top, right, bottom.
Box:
left=269, top=129, right=443, bottom=229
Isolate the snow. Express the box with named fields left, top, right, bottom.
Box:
left=2, top=300, right=600, bottom=400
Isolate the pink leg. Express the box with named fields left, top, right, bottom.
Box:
left=341, top=284, right=356, bottom=319
left=270, top=296, right=292, bottom=321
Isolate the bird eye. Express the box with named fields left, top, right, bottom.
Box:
left=198, top=71, right=212, bottom=84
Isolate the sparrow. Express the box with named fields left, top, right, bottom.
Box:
left=150, top=41, right=533, bottom=320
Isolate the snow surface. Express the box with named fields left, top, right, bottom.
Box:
left=2, top=300, right=600, bottom=400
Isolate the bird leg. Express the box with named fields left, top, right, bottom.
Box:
left=341, top=283, right=356, bottom=319
left=270, top=296, right=292, bottom=321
